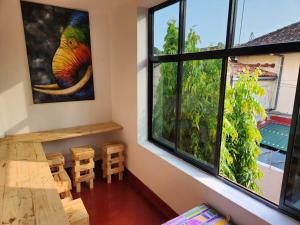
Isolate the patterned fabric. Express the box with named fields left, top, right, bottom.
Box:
left=162, top=204, right=230, bottom=225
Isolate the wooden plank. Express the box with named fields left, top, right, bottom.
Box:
left=74, top=161, right=95, bottom=172
left=0, top=142, right=46, bottom=161
left=0, top=160, right=6, bottom=225
left=75, top=173, right=95, bottom=183
left=0, top=159, right=69, bottom=225
left=102, top=144, right=125, bottom=154
left=105, top=166, right=124, bottom=175
left=71, top=148, right=94, bottom=161
left=63, top=198, right=89, bottom=225
left=46, top=152, right=65, bottom=168
left=0, top=121, right=123, bottom=143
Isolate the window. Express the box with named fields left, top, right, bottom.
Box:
left=152, top=62, right=178, bottom=147
left=148, top=0, right=300, bottom=221
left=178, top=59, right=222, bottom=167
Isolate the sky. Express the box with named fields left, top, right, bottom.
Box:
left=154, top=0, right=300, bottom=52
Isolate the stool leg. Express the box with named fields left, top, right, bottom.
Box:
left=119, top=172, right=123, bottom=181
left=89, top=162, right=94, bottom=189
left=102, top=164, right=106, bottom=178
left=89, top=179, right=94, bottom=189
left=118, top=161, right=123, bottom=181
left=107, top=174, right=111, bottom=184
left=75, top=160, right=81, bottom=192
left=76, top=182, right=81, bottom=193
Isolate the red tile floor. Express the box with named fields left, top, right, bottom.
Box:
left=71, top=166, right=168, bottom=225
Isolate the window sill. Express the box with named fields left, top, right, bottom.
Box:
left=137, top=139, right=299, bottom=225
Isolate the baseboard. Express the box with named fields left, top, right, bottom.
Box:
left=125, top=169, right=178, bottom=220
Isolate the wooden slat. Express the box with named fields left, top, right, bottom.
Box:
left=63, top=198, right=89, bottom=225
left=103, top=156, right=125, bottom=165
left=71, top=148, right=94, bottom=161
left=105, top=166, right=124, bottom=175
left=0, top=159, right=69, bottom=225
left=74, top=161, right=95, bottom=172
left=0, top=122, right=123, bottom=143
left=75, top=173, right=95, bottom=183
left=0, top=142, right=46, bottom=161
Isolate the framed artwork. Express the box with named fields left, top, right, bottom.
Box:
left=20, top=1, right=95, bottom=104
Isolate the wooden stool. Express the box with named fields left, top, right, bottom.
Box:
left=46, top=152, right=72, bottom=200
left=63, top=198, right=89, bottom=225
left=53, top=172, right=72, bottom=200
left=46, top=152, right=65, bottom=174
left=71, top=147, right=95, bottom=193
left=101, top=143, right=125, bottom=184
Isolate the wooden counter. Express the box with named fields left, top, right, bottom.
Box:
left=1, top=121, right=123, bottom=143
left=0, top=121, right=123, bottom=225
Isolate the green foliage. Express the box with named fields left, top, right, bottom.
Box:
left=153, top=20, right=266, bottom=193
left=152, top=20, right=179, bottom=143
left=180, top=57, right=221, bottom=164
left=220, top=68, right=266, bottom=193
left=163, top=20, right=179, bottom=55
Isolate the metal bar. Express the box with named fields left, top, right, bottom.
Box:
left=214, top=58, right=228, bottom=175
left=226, top=0, right=238, bottom=49
left=279, top=67, right=300, bottom=220
left=147, top=10, right=154, bottom=141
left=273, top=54, right=285, bottom=110
left=150, top=0, right=180, bottom=12
left=174, top=0, right=186, bottom=151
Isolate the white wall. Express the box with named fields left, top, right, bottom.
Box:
left=0, top=0, right=115, bottom=161
left=257, top=162, right=283, bottom=204
left=277, top=53, right=300, bottom=114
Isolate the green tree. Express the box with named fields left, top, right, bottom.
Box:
left=153, top=20, right=265, bottom=193
left=220, top=68, right=266, bottom=193
left=152, top=20, right=178, bottom=144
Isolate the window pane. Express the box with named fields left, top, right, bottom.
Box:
left=152, top=62, right=178, bottom=147
left=285, top=137, right=300, bottom=212
left=178, top=59, right=222, bottom=166
left=220, top=54, right=299, bottom=204
left=234, top=0, right=300, bottom=47
left=185, top=0, right=229, bottom=53
left=284, top=73, right=300, bottom=211
left=153, top=3, right=179, bottom=56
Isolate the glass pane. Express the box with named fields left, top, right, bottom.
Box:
left=152, top=62, right=178, bottom=147
left=153, top=3, right=180, bottom=56
left=234, top=0, right=300, bottom=47
left=220, top=53, right=299, bottom=204
left=284, top=76, right=300, bottom=211
left=285, top=144, right=300, bottom=211
left=178, top=59, right=222, bottom=166
left=185, top=0, right=229, bottom=53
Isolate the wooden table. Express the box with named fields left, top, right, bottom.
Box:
left=0, top=122, right=123, bottom=225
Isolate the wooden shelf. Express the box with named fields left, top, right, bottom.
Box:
left=0, top=121, right=123, bottom=143
left=0, top=121, right=123, bottom=225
